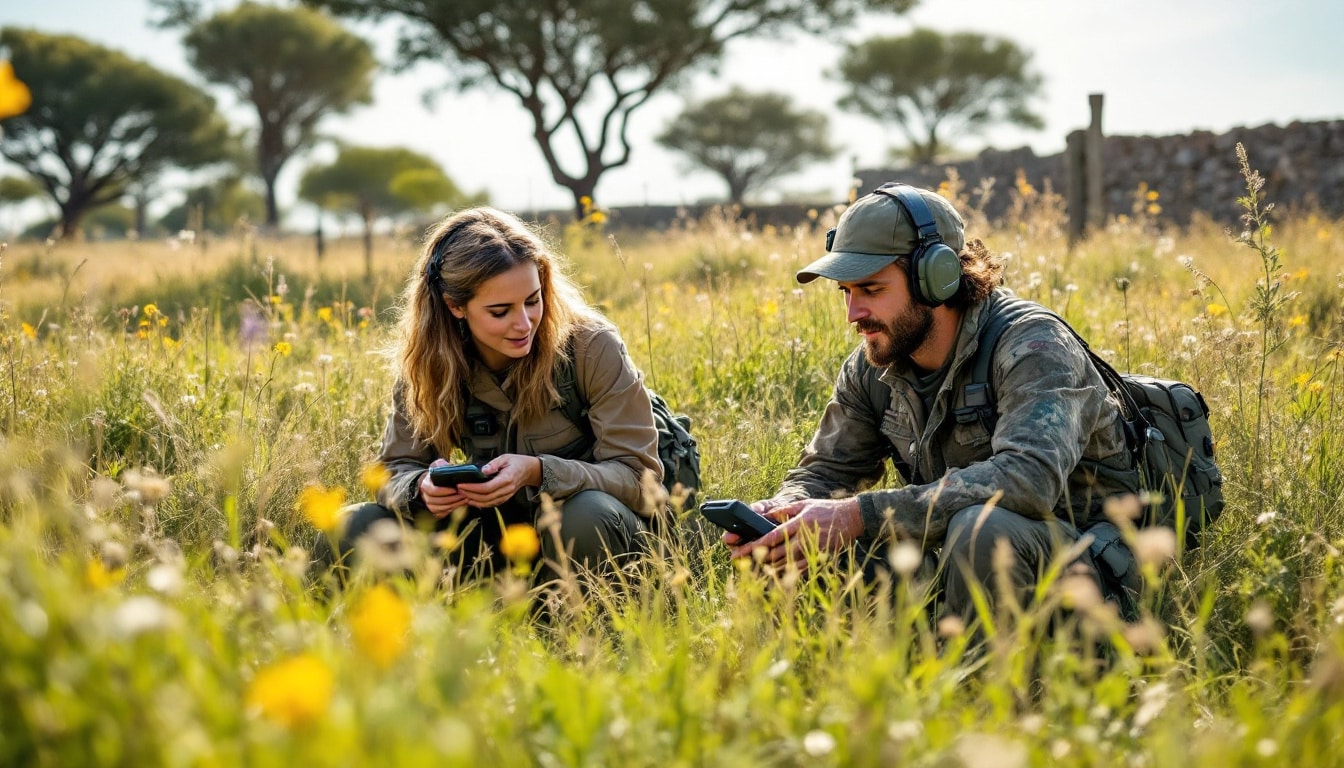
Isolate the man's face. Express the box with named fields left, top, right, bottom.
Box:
left=837, top=260, right=933, bottom=367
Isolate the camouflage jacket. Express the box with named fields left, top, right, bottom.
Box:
left=776, top=287, right=1139, bottom=547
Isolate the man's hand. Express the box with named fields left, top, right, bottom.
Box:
left=724, top=497, right=865, bottom=573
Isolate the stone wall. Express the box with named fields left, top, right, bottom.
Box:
left=854, top=119, right=1344, bottom=226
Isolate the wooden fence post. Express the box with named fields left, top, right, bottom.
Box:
left=1086, top=93, right=1106, bottom=230
left=1066, top=129, right=1086, bottom=247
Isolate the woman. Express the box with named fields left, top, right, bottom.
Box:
left=329, top=206, right=662, bottom=581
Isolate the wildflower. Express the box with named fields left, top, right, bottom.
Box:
left=0, top=60, right=32, bottom=119
left=937, top=615, right=965, bottom=638
left=1146, top=203, right=1162, bottom=216
left=123, top=468, right=171, bottom=506
left=86, top=559, right=126, bottom=590
left=1146, top=189, right=1160, bottom=202
left=1133, top=527, right=1177, bottom=568
left=1132, top=681, right=1171, bottom=729
left=1206, top=303, right=1229, bottom=318
left=887, top=720, right=923, bottom=742
left=802, top=730, right=836, bottom=757
left=1059, top=573, right=1102, bottom=611
left=20, top=322, right=35, bottom=340
left=1123, top=616, right=1167, bottom=654
left=299, top=484, right=345, bottom=533
left=143, top=303, right=159, bottom=317
left=317, top=307, right=333, bottom=323
left=360, top=462, right=391, bottom=495
left=587, top=210, right=607, bottom=225
left=499, top=523, right=540, bottom=563
left=245, top=654, right=334, bottom=729
left=1245, top=600, right=1274, bottom=637
left=349, top=584, right=412, bottom=668
left=273, top=341, right=292, bottom=357
left=887, top=540, right=923, bottom=578
left=1289, top=314, right=1308, bottom=328
left=356, top=519, right=417, bottom=574
left=113, top=596, right=177, bottom=637
left=954, top=734, right=1026, bottom=768
left=147, top=562, right=185, bottom=596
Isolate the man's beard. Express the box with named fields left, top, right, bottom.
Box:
left=857, top=302, right=934, bottom=367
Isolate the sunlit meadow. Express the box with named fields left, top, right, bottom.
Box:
left=3, top=150, right=1344, bottom=766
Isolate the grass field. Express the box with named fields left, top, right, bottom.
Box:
left=3, top=156, right=1344, bottom=766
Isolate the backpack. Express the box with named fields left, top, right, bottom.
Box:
left=555, top=359, right=703, bottom=513
left=961, top=297, right=1225, bottom=548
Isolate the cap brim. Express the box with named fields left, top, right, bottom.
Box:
left=795, top=251, right=897, bottom=284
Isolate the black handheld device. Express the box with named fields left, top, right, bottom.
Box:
left=699, top=499, right=778, bottom=542
left=428, top=464, right=494, bottom=488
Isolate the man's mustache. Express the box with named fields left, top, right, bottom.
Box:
left=855, top=320, right=885, bottom=334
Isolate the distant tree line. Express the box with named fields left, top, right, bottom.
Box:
left=0, top=0, right=1045, bottom=242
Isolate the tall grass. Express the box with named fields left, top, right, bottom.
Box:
left=2, top=150, right=1344, bottom=764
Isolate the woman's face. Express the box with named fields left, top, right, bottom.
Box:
left=448, top=263, right=544, bottom=371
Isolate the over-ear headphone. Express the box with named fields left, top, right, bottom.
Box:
left=872, top=182, right=962, bottom=307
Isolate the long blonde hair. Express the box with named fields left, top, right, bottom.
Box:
left=394, top=207, right=604, bottom=453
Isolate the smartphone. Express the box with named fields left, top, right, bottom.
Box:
left=699, top=499, right=778, bottom=542
left=428, top=463, right=494, bottom=488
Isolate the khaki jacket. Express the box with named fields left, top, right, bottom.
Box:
left=777, top=287, right=1139, bottom=546
left=377, top=322, right=663, bottom=516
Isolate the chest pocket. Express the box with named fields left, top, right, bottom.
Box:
left=462, top=402, right=504, bottom=464
left=950, top=420, right=993, bottom=453
left=524, top=409, right=592, bottom=460
left=880, top=405, right=918, bottom=475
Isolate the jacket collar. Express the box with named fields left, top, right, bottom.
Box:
left=465, top=363, right=514, bottom=412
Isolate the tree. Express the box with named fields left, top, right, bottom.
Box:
left=158, top=175, right=266, bottom=235
left=658, top=87, right=834, bottom=204
left=306, top=0, right=917, bottom=220
left=183, top=2, right=376, bottom=228
left=299, top=145, right=480, bottom=278
left=836, top=29, right=1043, bottom=164
left=0, top=29, right=231, bottom=240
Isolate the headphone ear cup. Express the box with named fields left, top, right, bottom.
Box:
left=913, top=242, right=962, bottom=306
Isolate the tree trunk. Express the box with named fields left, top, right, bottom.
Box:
left=361, top=210, right=374, bottom=281
left=315, top=211, right=326, bottom=267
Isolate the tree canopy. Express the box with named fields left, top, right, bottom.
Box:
left=0, top=29, right=230, bottom=240
left=183, top=1, right=376, bottom=227
left=299, top=145, right=479, bottom=277
left=836, top=28, right=1044, bottom=164
left=306, top=0, right=916, bottom=220
left=658, top=87, right=834, bottom=204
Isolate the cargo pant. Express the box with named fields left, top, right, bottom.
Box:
left=313, top=489, right=648, bottom=585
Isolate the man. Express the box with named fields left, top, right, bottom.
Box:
left=725, top=182, right=1138, bottom=622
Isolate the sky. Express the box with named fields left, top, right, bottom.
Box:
left=3, top=0, right=1344, bottom=230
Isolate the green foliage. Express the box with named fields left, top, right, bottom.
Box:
left=837, top=28, right=1045, bottom=163
left=184, top=1, right=376, bottom=227
left=4, top=155, right=1344, bottom=763
left=0, top=175, right=41, bottom=205
left=157, top=176, right=266, bottom=235
left=0, top=29, right=231, bottom=239
left=300, top=145, right=475, bottom=278
left=307, top=0, right=916, bottom=219
left=657, top=87, right=835, bottom=204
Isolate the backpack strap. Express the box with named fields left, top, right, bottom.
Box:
left=958, top=298, right=1148, bottom=458
left=554, top=339, right=594, bottom=440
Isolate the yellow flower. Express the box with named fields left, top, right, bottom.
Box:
left=1289, top=314, right=1308, bottom=328
left=1294, top=372, right=1312, bottom=387
left=245, top=654, right=333, bottom=729
left=269, top=295, right=282, bottom=305
left=317, top=307, right=333, bottom=323
left=1206, top=303, right=1229, bottom=318
left=349, top=584, right=412, bottom=668
left=0, top=60, right=32, bottom=119
left=20, top=322, right=35, bottom=340
left=587, top=210, right=607, bottom=225
left=86, top=559, right=126, bottom=590
left=1146, top=189, right=1160, bottom=202
left=299, top=484, right=346, bottom=532
left=360, top=462, right=391, bottom=495
left=1308, top=381, right=1325, bottom=394
left=274, top=341, right=292, bottom=357
left=143, top=304, right=159, bottom=317
left=162, top=337, right=178, bottom=350
left=499, top=523, right=540, bottom=563
left=1146, top=203, right=1161, bottom=216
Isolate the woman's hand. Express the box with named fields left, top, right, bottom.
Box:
left=452, top=454, right=541, bottom=509
left=419, top=458, right=470, bottom=519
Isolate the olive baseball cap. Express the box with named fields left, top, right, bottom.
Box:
left=796, top=185, right=966, bottom=284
